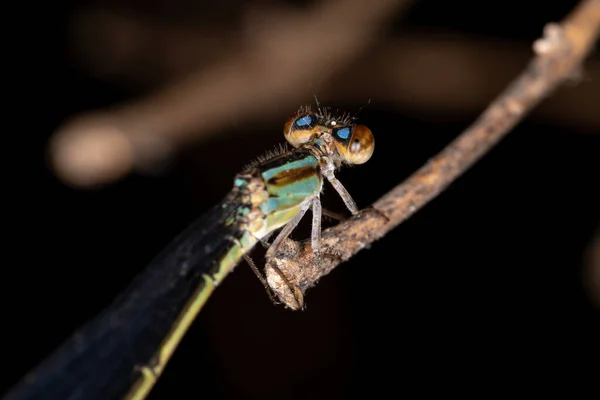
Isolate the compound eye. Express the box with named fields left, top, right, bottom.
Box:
left=332, top=124, right=374, bottom=165
left=283, top=112, right=321, bottom=147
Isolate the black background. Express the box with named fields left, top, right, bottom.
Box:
left=3, top=0, right=599, bottom=398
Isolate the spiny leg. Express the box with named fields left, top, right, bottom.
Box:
left=240, top=236, right=302, bottom=308
left=224, top=235, right=274, bottom=300
left=242, top=253, right=279, bottom=305
left=311, top=197, right=322, bottom=255
left=259, top=231, right=274, bottom=249
left=310, top=196, right=343, bottom=270
left=245, top=230, right=273, bottom=250
left=265, top=198, right=312, bottom=260
left=321, top=171, right=389, bottom=223
left=322, top=169, right=358, bottom=215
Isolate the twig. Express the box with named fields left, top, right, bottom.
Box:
left=265, top=0, right=600, bottom=310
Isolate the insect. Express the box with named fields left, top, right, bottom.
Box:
left=4, top=106, right=374, bottom=400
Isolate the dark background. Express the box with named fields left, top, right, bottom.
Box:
left=4, top=0, right=599, bottom=398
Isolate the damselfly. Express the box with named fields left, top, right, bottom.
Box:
left=5, top=106, right=374, bottom=400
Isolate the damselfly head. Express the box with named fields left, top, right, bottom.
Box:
left=283, top=107, right=374, bottom=165
left=283, top=111, right=327, bottom=147
left=331, top=124, right=374, bottom=165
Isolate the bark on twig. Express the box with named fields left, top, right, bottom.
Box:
left=265, top=0, right=600, bottom=310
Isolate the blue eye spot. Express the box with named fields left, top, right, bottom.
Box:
left=336, top=127, right=351, bottom=139
left=295, top=115, right=314, bottom=128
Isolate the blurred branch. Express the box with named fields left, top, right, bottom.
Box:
left=51, top=1, right=600, bottom=189
left=49, top=0, right=411, bottom=188
left=67, top=8, right=600, bottom=131
left=265, top=0, right=600, bottom=310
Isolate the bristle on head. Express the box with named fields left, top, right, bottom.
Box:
left=316, top=106, right=356, bottom=127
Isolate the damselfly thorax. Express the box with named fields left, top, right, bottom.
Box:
left=231, top=107, right=375, bottom=264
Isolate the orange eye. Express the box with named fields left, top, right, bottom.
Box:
left=332, top=124, right=374, bottom=165
left=283, top=112, right=323, bottom=147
